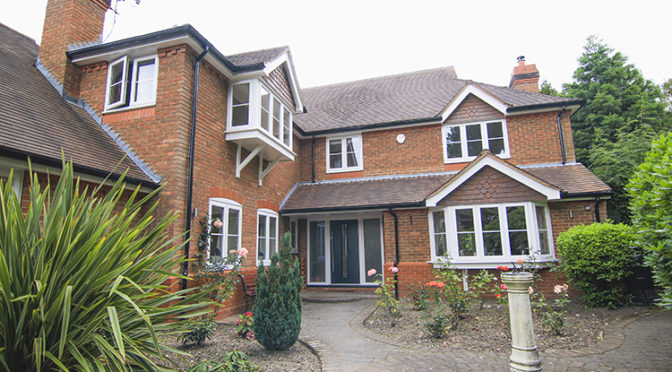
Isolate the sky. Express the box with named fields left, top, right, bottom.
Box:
left=2, top=0, right=670, bottom=90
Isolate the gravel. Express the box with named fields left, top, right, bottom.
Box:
left=163, top=323, right=321, bottom=371
left=364, top=299, right=645, bottom=353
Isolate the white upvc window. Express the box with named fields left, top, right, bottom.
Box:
left=104, top=54, right=158, bottom=111
left=442, top=120, right=510, bottom=163
left=208, top=199, right=242, bottom=260
left=326, top=134, right=363, bottom=173
left=289, top=218, right=299, bottom=254
left=227, top=80, right=293, bottom=150
left=257, top=209, right=278, bottom=266
left=429, top=202, right=554, bottom=268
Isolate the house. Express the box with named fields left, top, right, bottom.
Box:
left=0, top=0, right=611, bottom=314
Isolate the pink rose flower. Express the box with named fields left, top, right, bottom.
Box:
left=237, top=247, right=249, bottom=258
left=516, top=257, right=526, bottom=265
left=389, top=266, right=399, bottom=274
left=528, top=286, right=534, bottom=295
left=500, top=284, right=507, bottom=291
left=553, top=284, right=563, bottom=294
left=367, top=268, right=377, bottom=277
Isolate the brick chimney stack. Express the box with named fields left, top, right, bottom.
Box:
left=509, top=56, right=540, bottom=93
left=38, top=0, right=110, bottom=97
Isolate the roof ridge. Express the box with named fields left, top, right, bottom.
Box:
left=225, top=45, right=289, bottom=58
left=301, top=66, right=457, bottom=91
left=35, top=57, right=162, bottom=184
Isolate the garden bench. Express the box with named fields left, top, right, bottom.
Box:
left=238, top=273, right=257, bottom=312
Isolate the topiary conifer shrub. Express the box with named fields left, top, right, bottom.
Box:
left=557, top=222, right=637, bottom=308
left=252, top=232, right=303, bottom=350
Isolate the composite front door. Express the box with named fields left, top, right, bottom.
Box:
left=330, top=220, right=360, bottom=284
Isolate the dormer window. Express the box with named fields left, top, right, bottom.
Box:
left=104, top=55, right=158, bottom=111
left=442, top=120, right=509, bottom=163
left=227, top=80, right=293, bottom=150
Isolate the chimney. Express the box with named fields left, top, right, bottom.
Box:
left=38, top=0, right=110, bottom=98
left=509, top=56, right=540, bottom=93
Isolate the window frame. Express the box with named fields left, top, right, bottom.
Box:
left=441, top=120, right=510, bottom=163
left=326, top=134, right=364, bottom=173
left=104, top=54, right=159, bottom=112
left=257, top=209, right=279, bottom=266
left=428, top=202, right=554, bottom=268
left=207, top=198, right=242, bottom=263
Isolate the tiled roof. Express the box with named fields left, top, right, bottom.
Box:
left=281, top=164, right=611, bottom=213
left=226, top=46, right=288, bottom=69
left=294, top=68, right=579, bottom=133
left=0, top=23, right=158, bottom=186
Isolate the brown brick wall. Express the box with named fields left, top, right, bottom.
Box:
left=438, top=166, right=546, bottom=206
left=508, top=110, right=576, bottom=165
left=39, top=0, right=108, bottom=97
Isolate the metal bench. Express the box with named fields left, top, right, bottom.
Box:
left=237, top=273, right=256, bottom=312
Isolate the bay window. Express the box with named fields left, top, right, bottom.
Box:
left=442, top=120, right=509, bottom=163
left=429, top=202, right=553, bottom=266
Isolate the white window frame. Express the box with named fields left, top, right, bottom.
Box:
left=226, top=79, right=293, bottom=151
left=257, top=209, right=279, bottom=266
left=428, top=202, right=554, bottom=268
left=129, top=55, right=158, bottom=106
left=104, top=54, right=158, bottom=112
left=326, top=134, right=363, bottom=173
left=289, top=218, right=299, bottom=254
left=207, top=198, right=242, bottom=262
left=441, top=120, right=510, bottom=163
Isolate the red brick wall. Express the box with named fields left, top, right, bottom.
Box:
left=548, top=199, right=603, bottom=255
left=39, top=0, right=108, bottom=97
left=508, top=111, right=576, bottom=165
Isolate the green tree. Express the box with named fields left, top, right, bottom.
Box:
left=253, top=232, right=303, bottom=350
left=540, top=80, right=559, bottom=96
left=628, top=132, right=672, bottom=309
left=563, top=36, right=670, bottom=222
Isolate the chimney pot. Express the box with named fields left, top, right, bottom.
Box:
left=517, top=55, right=525, bottom=65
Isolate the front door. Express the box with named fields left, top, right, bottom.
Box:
left=330, top=220, right=359, bottom=284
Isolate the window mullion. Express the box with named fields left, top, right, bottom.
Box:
left=525, top=203, right=539, bottom=256
left=500, top=205, right=511, bottom=257
left=461, top=124, right=468, bottom=159
left=481, top=122, right=489, bottom=150
left=474, top=206, right=484, bottom=257
left=447, top=208, right=457, bottom=259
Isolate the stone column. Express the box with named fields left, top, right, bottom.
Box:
left=502, top=272, right=542, bottom=371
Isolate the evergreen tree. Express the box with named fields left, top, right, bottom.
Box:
left=563, top=36, right=670, bottom=222
left=253, top=232, right=303, bottom=350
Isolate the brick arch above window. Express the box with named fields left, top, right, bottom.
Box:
left=209, top=187, right=244, bottom=204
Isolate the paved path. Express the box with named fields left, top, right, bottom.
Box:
left=300, top=298, right=672, bottom=371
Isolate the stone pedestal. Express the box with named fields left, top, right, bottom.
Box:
left=502, top=272, right=542, bottom=371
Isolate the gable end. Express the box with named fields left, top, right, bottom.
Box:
left=263, top=63, right=296, bottom=110
left=444, top=94, right=505, bottom=125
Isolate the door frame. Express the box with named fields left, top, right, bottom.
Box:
left=305, top=212, right=384, bottom=286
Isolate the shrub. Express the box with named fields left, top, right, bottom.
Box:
left=532, top=284, right=570, bottom=335
left=369, top=266, right=402, bottom=323
left=178, top=313, right=216, bottom=346
left=253, top=232, right=303, bottom=350
left=188, top=350, right=261, bottom=372
left=425, top=312, right=450, bottom=338
left=0, top=162, right=213, bottom=371
left=628, top=132, right=672, bottom=309
left=556, top=222, right=637, bottom=308
left=236, top=312, right=254, bottom=339
left=433, top=262, right=472, bottom=320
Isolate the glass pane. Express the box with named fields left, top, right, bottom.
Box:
left=211, top=206, right=224, bottom=233
left=329, top=139, right=342, bottom=169
left=432, top=211, right=446, bottom=233
left=228, top=209, right=239, bottom=235
left=446, top=143, right=462, bottom=159
left=364, top=219, right=382, bottom=283
left=232, top=83, right=249, bottom=105
left=481, top=207, right=501, bottom=256
left=445, top=126, right=462, bottom=159
left=536, top=206, right=547, bottom=227
left=269, top=217, right=277, bottom=255
left=487, top=122, right=503, bottom=138
left=258, top=215, right=266, bottom=261
left=456, top=209, right=474, bottom=232
left=466, top=124, right=482, bottom=140
left=506, top=206, right=526, bottom=230
left=445, top=126, right=461, bottom=142
left=261, top=90, right=270, bottom=131
left=273, top=99, right=281, bottom=139
left=467, top=140, right=483, bottom=157
left=309, top=222, right=326, bottom=282
left=227, top=236, right=238, bottom=255
left=489, top=138, right=505, bottom=155
left=232, top=106, right=248, bottom=126
left=210, top=235, right=222, bottom=257
left=109, top=83, right=122, bottom=106
left=346, top=138, right=358, bottom=167
left=432, top=211, right=446, bottom=257
left=134, top=80, right=154, bottom=103
left=434, top=234, right=447, bottom=257
left=458, top=233, right=476, bottom=256
left=329, top=139, right=341, bottom=155
left=111, top=62, right=124, bottom=84
left=136, top=59, right=155, bottom=82
left=539, top=231, right=550, bottom=255
left=283, top=108, right=291, bottom=146
left=536, top=206, right=550, bottom=255
left=509, top=231, right=529, bottom=256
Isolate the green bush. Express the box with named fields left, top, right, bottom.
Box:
left=556, top=222, right=637, bottom=308
left=187, top=350, right=261, bottom=372
left=178, top=313, right=216, bottom=346
left=252, top=232, right=303, bottom=350
left=628, top=132, right=672, bottom=309
left=0, top=162, right=213, bottom=371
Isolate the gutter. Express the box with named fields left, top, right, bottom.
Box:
left=182, top=46, right=209, bottom=290
left=506, top=99, right=583, bottom=113
left=559, top=190, right=613, bottom=199
left=594, top=197, right=602, bottom=222
left=388, top=209, right=400, bottom=300
left=280, top=201, right=425, bottom=215
left=557, top=106, right=567, bottom=164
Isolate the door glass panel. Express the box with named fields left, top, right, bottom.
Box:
left=481, top=207, right=502, bottom=256
left=309, top=222, right=326, bottom=282
left=506, top=206, right=528, bottom=256
left=364, top=219, right=382, bottom=283
left=341, top=224, right=348, bottom=278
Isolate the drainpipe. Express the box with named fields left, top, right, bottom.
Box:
left=182, top=46, right=209, bottom=290
left=311, top=136, right=316, bottom=183
left=556, top=106, right=567, bottom=164
left=594, top=196, right=601, bottom=222
left=388, top=208, right=400, bottom=300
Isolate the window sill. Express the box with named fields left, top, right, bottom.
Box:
left=326, top=167, right=364, bottom=174
left=103, top=102, right=156, bottom=115
left=427, top=257, right=556, bottom=270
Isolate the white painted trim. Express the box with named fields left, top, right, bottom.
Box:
left=104, top=56, right=128, bottom=111
left=325, top=134, right=364, bottom=173
left=129, top=54, right=158, bottom=107
left=235, top=144, right=263, bottom=178
left=507, top=104, right=581, bottom=116
left=426, top=156, right=561, bottom=207
left=258, top=157, right=280, bottom=186
left=262, top=51, right=304, bottom=113
left=439, top=84, right=508, bottom=122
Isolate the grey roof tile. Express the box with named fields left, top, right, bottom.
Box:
left=226, top=46, right=288, bottom=68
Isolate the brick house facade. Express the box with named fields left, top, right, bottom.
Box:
left=1, top=0, right=611, bottom=316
